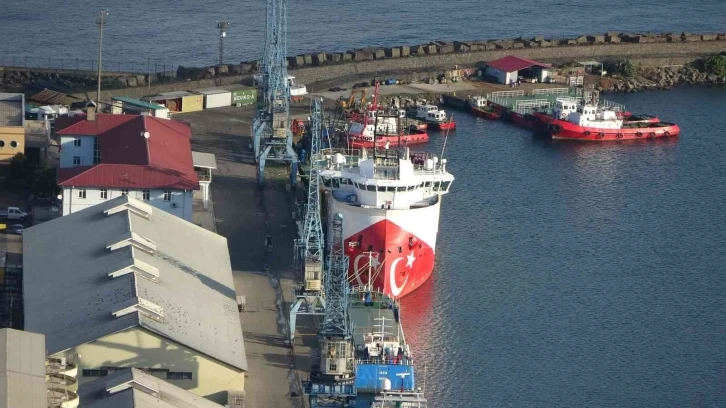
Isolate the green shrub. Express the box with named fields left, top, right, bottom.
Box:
left=616, top=59, right=635, bottom=77
left=704, top=55, right=726, bottom=77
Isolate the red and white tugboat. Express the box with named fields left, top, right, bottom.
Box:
left=414, top=104, right=457, bottom=131
left=319, top=146, right=454, bottom=299
left=546, top=98, right=680, bottom=141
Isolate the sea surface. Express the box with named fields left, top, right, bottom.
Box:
left=402, top=86, right=726, bottom=407
left=1, top=0, right=725, bottom=71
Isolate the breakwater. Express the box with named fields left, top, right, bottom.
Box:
left=1, top=32, right=724, bottom=98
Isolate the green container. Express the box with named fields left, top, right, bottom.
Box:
left=230, top=88, right=257, bottom=106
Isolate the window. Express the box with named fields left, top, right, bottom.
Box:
left=93, top=138, right=100, bottom=164
left=441, top=181, right=451, bottom=191
left=366, top=185, right=375, bottom=192
left=73, top=156, right=81, bottom=166
left=121, top=189, right=129, bottom=196
left=10, top=141, right=17, bottom=148
left=100, top=188, right=108, bottom=199
left=78, top=189, right=86, bottom=199
left=163, top=190, right=172, bottom=201
left=328, top=362, right=338, bottom=372
left=142, top=189, right=150, bottom=201
left=82, top=369, right=108, bottom=377
left=167, top=372, right=193, bottom=380
left=0, top=141, right=4, bottom=147
left=73, top=137, right=81, bottom=147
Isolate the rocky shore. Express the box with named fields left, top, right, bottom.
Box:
left=597, top=65, right=726, bottom=93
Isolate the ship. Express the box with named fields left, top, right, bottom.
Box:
left=544, top=98, right=680, bottom=141
left=468, top=96, right=502, bottom=120
left=347, top=109, right=430, bottom=150
left=305, top=252, right=429, bottom=408
left=409, top=104, right=457, bottom=131
left=318, top=146, right=454, bottom=299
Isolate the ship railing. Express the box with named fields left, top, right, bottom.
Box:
left=600, top=99, right=626, bottom=112
left=490, top=90, right=525, bottom=98
left=356, top=358, right=414, bottom=366
left=531, top=87, right=570, bottom=96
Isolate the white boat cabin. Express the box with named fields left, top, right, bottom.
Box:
left=415, top=105, right=439, bottom=119
left=425, top=110, right=448, bottom=123
left=553, top=98, right=623, bottom=129
left=469, top=96, right=487, bottom=108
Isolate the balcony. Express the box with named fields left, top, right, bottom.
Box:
left=47, top=388, right=79, bottom=408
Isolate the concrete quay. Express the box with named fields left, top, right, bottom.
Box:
left=178, top=105, right=318, bottom=408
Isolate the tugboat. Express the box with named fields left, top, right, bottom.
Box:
left=468, top=96, right=501, bottom=120
left=413, top=104, right=456, bottom=131
left=546, top=98, right=680, bottom=141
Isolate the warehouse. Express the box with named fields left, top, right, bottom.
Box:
left=23, top=196, right=247, bottom=404
left=484, top=55, right=552, bottom=84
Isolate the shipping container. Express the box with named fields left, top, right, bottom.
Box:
left=230, top=88, right=257, bottom=106
left=181, top=93, right=204, bottom=113
left=196, top=88, right=232, bottom=109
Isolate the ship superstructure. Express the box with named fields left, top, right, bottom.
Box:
left=318, top=147, right=454, bottom=299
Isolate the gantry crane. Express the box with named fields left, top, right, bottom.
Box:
left=251, top=0, right=298, bottom=186
left=289, top=99, right=326, bottom=345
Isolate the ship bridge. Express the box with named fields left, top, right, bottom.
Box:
left=318, top=148, right=454, bottom=210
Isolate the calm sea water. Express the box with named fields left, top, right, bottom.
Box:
left=1, top=0, right=725, bottom=69
left=402, top=86, right=726, bottom=407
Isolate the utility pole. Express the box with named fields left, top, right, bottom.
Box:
left=216, top=21, right=229, bottom=66
left=96, top=10, right=109, bottom=103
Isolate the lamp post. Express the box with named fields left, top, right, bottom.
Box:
left=96, top=10, right=109, bottom=103
left=217, top=21, right=230, bottom=65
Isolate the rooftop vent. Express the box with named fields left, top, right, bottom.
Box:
left=108, top=255, right=160, bottom=282
left=104, top=199, right=153, bottom=219
left=107, top=231, right=157, bottom=254
left=113, top=297, right=164, bottom=322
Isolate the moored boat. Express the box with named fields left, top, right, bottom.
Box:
left=547, top=98, right=680, bottom=141
left=468, top=96, right=501, bottom=120
left=413, top=104, right=457, bottom=131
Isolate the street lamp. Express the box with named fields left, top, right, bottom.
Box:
left=216, top=21, right=230, bottom=65
left=96, top=10, right=109, bottom=103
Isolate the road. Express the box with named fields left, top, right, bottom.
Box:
left=179, top=105, right=318, bottom=408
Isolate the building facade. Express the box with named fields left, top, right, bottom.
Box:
left=55, top=111, right=199, bottom=220
left=0, top=93, right=25, bottom=163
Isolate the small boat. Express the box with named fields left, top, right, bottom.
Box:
left=413, top=104, right=456, bottom=131
left=468, top=96, right=501, bottom=120
left=347, top=93, right=429, bottom=149
left=546, top=98, right=679, bottom=141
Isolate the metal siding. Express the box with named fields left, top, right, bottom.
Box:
left=230, top=89, right=257, bottom=106
left=181, top=95, right=204, bottom=113
left=204, top=92, right=232, bottom=109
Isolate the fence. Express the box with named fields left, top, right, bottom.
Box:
left=0, top=55, right=176, bottom=75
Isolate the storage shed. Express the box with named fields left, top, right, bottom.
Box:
left=196, top=88, right=232, bottom=109
left=143, top=91, right=203, bottom=114
left=484, top=56, right=553, bottom=84
left=111, top=96, right=170, bottom=118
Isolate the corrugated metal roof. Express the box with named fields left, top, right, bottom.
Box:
left=23, top=196, right=247, bottom=371
left=56, top=115, right=199, bottom=190
left=0, top=93, right=23, bottom=126
left=112, top=97, right=167, bottom=111
left=192, top=151, right=217, bottom=169
left=486, top=55, right=552, bottom=73
left=0, top=329, right=47, bottom=408
left=194, top=88, right=232, bottom=96
left=78, top=368, right=224, bottom=408
left=28, top=88, right=67, bottom=105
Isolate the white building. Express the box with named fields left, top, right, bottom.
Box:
left=484, top=55, right=553, bottom=84
left=55, top=108, right=199, bottom=220
left=23, top=196, right=247, bottom=404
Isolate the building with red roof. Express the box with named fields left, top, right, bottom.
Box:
left=484, top=55, right=553, bottom=84
left=57, top=108, right=199, bottom=220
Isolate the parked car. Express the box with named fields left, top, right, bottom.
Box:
left=8, top=224, right=23, bottom=235
left=0, top=207, right=27, bottom=221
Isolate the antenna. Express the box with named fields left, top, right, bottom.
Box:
left=440, top=114, right=453, bottom=160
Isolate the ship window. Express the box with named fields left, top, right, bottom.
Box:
left=366, top=185, right=376, bottom=192
left=441, top=181, right=451, bottom=191
left=433, top=181, right=441, bottom=191
left=396, top=186, right=407, bottom=192
left=368, top=245, right=373, bottom=251
left=332, top=178, right=340, bottom=188
left=322, top=177, right=332, bottom=187
left=419, top=183, right=425, bottom=188
left=329, top=362, right=338, bottom=371
left=408, top=185, right=416, bottom=191
left=398, top=246, right=402, bottom=253
left=424, top=181, right=432, bottom=188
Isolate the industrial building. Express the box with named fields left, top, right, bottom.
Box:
left=484, top=55, right=553, bottom=84
left=77, top=368, right=232, bottom=408
left=0, top=328, right=49, bottom=408
left=54, top=109, right=199, bottom=220
left=0, top=93, right=25, bottom=163
left=23, top=196, right=247, bottom=404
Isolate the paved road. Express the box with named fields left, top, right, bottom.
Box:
left=180, top=106, right=317, bottom=408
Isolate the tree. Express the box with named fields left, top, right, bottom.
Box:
left=7, top=153, right=35, bottom=188
left=32, top=168, right=60, bottom=198
left=616, top=59, right=636, bottom=77
left=704, top=55, right=726, bottom=77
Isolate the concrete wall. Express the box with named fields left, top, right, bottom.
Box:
left=51, top=327, right=245, bottom=404
left=0, top=126, right=24, bottom=162
left=62, top=187, right=193, bottom=220
left=59, top=135, right=95, bottom=168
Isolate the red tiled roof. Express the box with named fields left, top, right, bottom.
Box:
left=57, top=114, right=198, bottom=190
left=486, top=56, right=552, bottom=73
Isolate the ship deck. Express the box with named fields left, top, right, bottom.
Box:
left=348, top=297, right=399, bottom=347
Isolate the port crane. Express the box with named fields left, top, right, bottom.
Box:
left=251, top=0, right=298, bottom=186
left=289, top=99, right=327, bottom=346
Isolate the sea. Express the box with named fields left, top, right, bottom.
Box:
left=3, top=2, right=726, bottom=407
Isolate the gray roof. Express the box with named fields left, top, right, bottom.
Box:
left=23, top=196, right=246, bottom=371
left=192, top=151, right=218, bottom=169
left=0, top=329, right=47, bottom=408
left=194, top=88, right=232, bottom=96
left=0, top=93, right=24, bottom=126
left=78, top=368, right=223, bottom=408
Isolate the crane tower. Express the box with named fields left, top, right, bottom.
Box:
left=251, top=0, right=298, bottom=186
